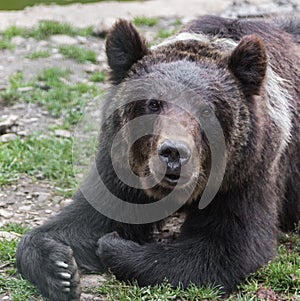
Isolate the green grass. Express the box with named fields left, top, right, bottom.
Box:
left=0, top=276, right=39, bottom=301
left=25, top=50, right=51, bottom=59
left=172, top=19, right=182, bottom=26
left=59, top=45, right=97, bottom=63
left=2, top=26, right=27, bottom=40
left=157, top=29, right=176, bottom=39
left=254, top=246, right=300, bottom=293
left=37, top=66, right=71, bottom=84
left=97, top=277, right=221, bottom=301
left=0, top=135, right=76, bottom=194
left=0, top=224, right=39, bottom=301
left=0, top=223, right=30, bottom=236
left=0, top=38, right=14, bottom=50
left=0, top=68, right=99, bottom=127
left=133, top=16, right=159, bottom=27
left=2, top=21, right=93, bottom=40
left=90, top=71, right=106, bottom=82
left=0, top=68, right=100, bottom=192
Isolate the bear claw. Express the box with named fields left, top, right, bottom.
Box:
left=59, top=272, right=72, bottom=279
left=55, top=261, right=69, bottom=268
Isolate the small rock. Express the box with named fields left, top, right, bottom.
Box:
left=0, top=115, right=19, bottom=134
left=256, top=287, right=277, bottom=301
left=0, top=133, right=18, bottom=143
left=26, top=44, right=32, bottom=51
left=23, top=117, right=39, bottom=123
left=17, top=130, right=29, bottom=136
left=11, top=36, right=26, bottom=46
left=84, top=63, right=100, bottom=73
left=77, top=36, right=87, bottom=44
left=38, top=40, right=49, bottom=47
left=35, top=173, right=45, bottom=180
left=19, top=205, right=32, bottom=211
left=16, top=191, right=25, bottom=197
left=50, top=35, right=78, bottom=45
left=0, top=209, right=13, bottom=218
left=51, top=53, right=64, bottom=60
left=38, top=192, right=51, bottom=203
left=60, top=198, right=73, bottom=207
left=45, top=209, right=53, bottom=214
left=96, top=53, right=106, bottom=63
left=93, top=18, right=116, bottom=37
left=81, top=274, right=106, bottom=289
left=52, top=196, right=62, bottom=204
left=81, top=293, right=103, bottom=301
left=59, top=77, right=70, bottom=85
left=55, top=129, right=72, bottom=138
left=17, top=86, right=34, bottom=93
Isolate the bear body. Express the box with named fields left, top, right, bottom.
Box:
left=16, top=15, right=300, bottom=301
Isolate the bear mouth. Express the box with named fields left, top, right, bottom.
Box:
left=159, top=172, right=191, bottom=188
left=163, top=173, right=181, bottom=186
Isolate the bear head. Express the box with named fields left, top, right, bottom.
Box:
left=104, top=20, right=268, bottom=203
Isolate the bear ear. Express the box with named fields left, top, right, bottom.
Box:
left=228, top=35, right=267, bottom=97
left=106, top=19, right=149, bottom=84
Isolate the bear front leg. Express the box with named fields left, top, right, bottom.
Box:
left=96, top=223, right=276, bottom=293
left=96, top=232, right=237, bottom=291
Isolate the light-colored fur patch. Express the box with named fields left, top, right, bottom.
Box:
left=151, top=31, right=238, bottom=51
left=266, top=65, right=293, bottom=150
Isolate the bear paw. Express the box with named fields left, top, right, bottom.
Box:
left=96, top=232, right=121, bottom=258
left=45, top=247, right=81, bottom=301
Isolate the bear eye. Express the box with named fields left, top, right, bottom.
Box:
left=200, top=108, right=212, bottom=118
left=147, top=99, right=161, bottom=112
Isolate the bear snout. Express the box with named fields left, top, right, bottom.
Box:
left=156, top=139, right=191, bottom=186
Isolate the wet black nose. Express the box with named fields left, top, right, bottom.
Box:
left=158, top=140, right=191, bottom=169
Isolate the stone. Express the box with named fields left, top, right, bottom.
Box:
left=60, top=198, right=73, bottom=207
left=17, top=86, right=34, bottom=92
left=81, top=293, right=103, bottom=301
left=77, top=36, right=87, bottom=44
left=0, top=115, right=19, bottom=134
left=96, top=53, right=106, bottom=63
left=38, top=40, right=49, bottom=47
left=17, top=130, right=29, bottom=136
left=50, top=35, right=78, bottom=45
left=0, top=209, right=13, bottom=219
left=81, top=274, right=106, bottom=289
left=0, top=133, right=18, bottom=143
left=38, top=192, right=51, bottom=203
left=84, top=63, right=100, bottom=73
left=11, top=36, right=26, bottom=46
left=54, top=129, right=72, bottom=138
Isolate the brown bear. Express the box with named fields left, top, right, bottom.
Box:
left=16, top=15, right=300, bottom=301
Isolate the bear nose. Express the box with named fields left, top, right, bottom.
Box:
left=158, top=140, right=191, bottom=169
